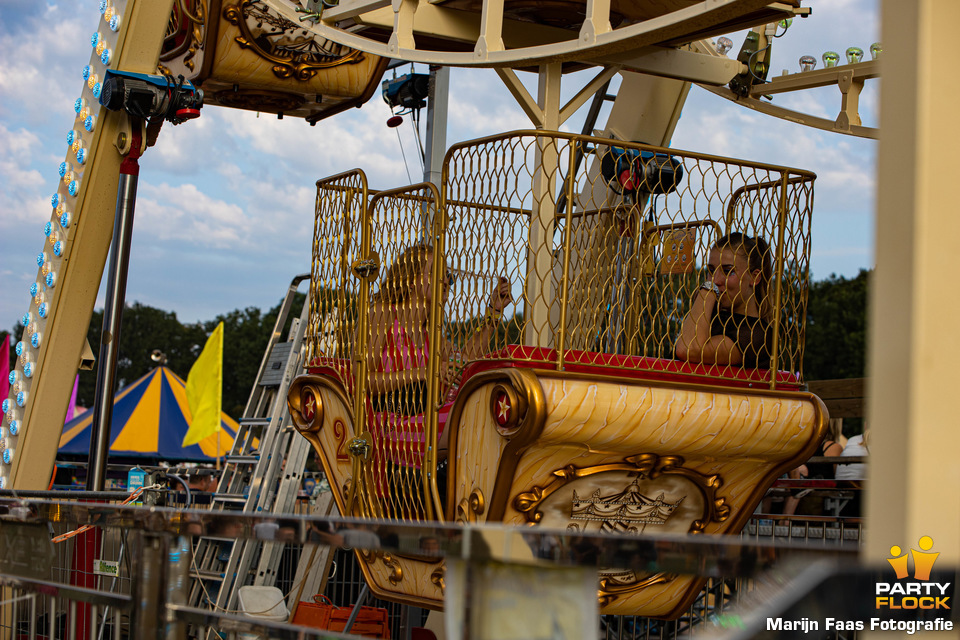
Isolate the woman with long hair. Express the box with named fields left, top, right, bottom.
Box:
left=674, top=232, right=773, bottom=368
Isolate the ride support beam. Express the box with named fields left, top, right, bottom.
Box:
left=526, top=63, right=562, bottom=347
left=563, top=71, right=691, bottom=351
left=7, top=0, right=175, bottom=490
left=866, top=0, right=960, bottom=582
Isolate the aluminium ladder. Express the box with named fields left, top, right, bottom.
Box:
left=188, top=274, right=317, bottom=618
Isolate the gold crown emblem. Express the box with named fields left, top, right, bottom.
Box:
left=887, top=536, right=939, bottom=580
left=571, top=480, right=685, bottom=526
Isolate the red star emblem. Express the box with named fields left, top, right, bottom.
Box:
left=495, top=392, right=511, bottom=426
left=302, top=390, right=316, bottom=422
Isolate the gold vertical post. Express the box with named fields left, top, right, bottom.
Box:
left=556, top=138, right=578, bottom=370
left=767, top=173, right=789, bottom=389
left=422, top=183, right=443, bottom=522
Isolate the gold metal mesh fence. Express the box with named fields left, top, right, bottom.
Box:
left=361, top=183, right=442, bottom=521
left=308, top=132, right=815, bottom=520
left=440, top=131, right=815, bottom=384
left=305, top=170, right=368, bottom=381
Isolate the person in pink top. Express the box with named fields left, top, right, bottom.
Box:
left=367, top=243, right=512, bottom=463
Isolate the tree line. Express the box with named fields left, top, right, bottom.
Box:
left=4, top=269, right=868, bottom=420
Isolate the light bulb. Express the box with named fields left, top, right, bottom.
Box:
left=822, top=51, right=840, bottom=68
left=715, top=37, right=733, bottom=56
left=845, top=46, right=864, bottom=64
left=870, top=42, right=882, bottom=60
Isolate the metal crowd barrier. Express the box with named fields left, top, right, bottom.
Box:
left=0, top=494, right=870, bottom=640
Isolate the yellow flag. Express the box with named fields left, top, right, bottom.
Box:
left=183, top=322, right=224, bottom=447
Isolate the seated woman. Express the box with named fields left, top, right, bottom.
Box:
left=674, top=232, right=772, bottom=369
left=367, top=243, right=512, bottom=459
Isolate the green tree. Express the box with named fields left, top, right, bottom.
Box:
left=803, top=269, right=869, bottom=381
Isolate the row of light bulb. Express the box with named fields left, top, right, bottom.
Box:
left=715, top=35, right=882, bottom=73
left=0, top=0, right=124, bottom=489
left=799, top=44, right=882, bottom=72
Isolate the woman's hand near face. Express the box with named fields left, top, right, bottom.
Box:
left=489, top=276, right=512, bottom=312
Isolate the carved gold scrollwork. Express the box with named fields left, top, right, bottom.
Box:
left=223, top=0, right=364, bottom=81
left=479, top=368, right=547, bottom=520
left=361, top=550, right=403, bottom=585
left=456, top=488, right=485, bottom=524
left=512, top=453, right=729, bottom=529
left=598, top=572, right=674, bottom=606
left=430, top=565, right=445, bottom=592
left=287, top=377, right=325, bottom=434
left=160, top=0, right=206, bottom=71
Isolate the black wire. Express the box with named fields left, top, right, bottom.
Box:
left=746, top=45, right=771, bottom=85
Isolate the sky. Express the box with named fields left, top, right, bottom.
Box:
left=0, top=0, right=880, bottom=336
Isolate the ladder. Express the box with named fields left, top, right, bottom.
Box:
left=188, top=274, right=314, bottom=618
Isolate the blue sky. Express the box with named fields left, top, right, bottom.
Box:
left=0, top=0, right=879, bottom=334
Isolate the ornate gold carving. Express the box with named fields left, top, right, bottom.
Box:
left=214, top=89, right=305, bottom=112
left=513, top=454, right=730, bottom=608
left=598, top=572, right=674, bottom=607
left=287, top=378, right=325, bottom=434
left=361, top=550, right=403, bottom=585
left=160, top=0, right=207, bottom=71
left=430, top=565, right=445, bottom=592
left=489, top=383, right=522, bottom=433
left=448, top=367, right=546, bottom=521
left=513, top=453, right=729, bottom=529
left=456, top=488, right=485, bottom=524
left=223, top=0, right=364, bottom=81
left=570, top=482, right=685, bottom=529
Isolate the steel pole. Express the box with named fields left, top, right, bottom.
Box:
left=86, top=137, right=142, bottom=491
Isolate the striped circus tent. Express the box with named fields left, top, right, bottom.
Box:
left=59, top=366, right=239, bottom=461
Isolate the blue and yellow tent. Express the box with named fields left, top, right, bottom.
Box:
left=58, top=366, right=239, bottom=461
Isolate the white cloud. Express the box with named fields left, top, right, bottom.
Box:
left=0, top=124, right=48, bottom=226
left=136, top=183, right=251, bottom=249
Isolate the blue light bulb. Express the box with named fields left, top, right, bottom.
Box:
left=29, top=283, right=38, bottom=297
left=60, top=211, right=71, bottom=227
left=14, top=342, right=23, bottom=356
left=84, top=115, right=96, bottom=133
left=51, top=193, right=60, bottom=208
left=76, top=148, right=87, bottom=165
left=91, top=32, right=100, bottom=48
left=82, top=65, right=91, bottom=81
left=7, top=371, right=16, bottom=385
left=45, top=272, right=56, bottom=288
left=44, top=221, right=53, bottom=237
left=92, top=82, right=102, bottom=98
left=109, top=15, right=120, bottom=31
left=100, top=0, right=108, bottom=13
left=15, top=392, right=26, bottom=407
left=20, top=313, right=31, bottom=327
left=100, top=49, right=111, bottom=66
left=53, top=241, right=64, bottom=257
left=2, top=449, right=12, bottom=464
left=30, top=333, right=40, bottom=349
left=38, top=303, right=48, bottom=318
left=68, top=180, right=79, bottom=196
left=8, top=421, right=18, bottom=436
left=59, top=161, right=69, bottom=177
left=74, top=98, right=84, bottom=114
left=1, top=399, right=9, bottom=414
left=37, top=252, right=46, bottom=267
left=67, top=129, right=77, bottom=146
left=22, top=363, right=33, bottom=378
